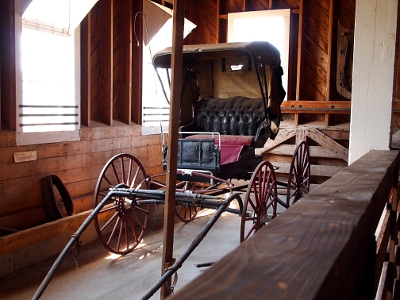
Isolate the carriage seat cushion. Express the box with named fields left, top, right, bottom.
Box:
left=185, top=135, right=254, bottom=165
left=180, top=96, right=267, bottom=138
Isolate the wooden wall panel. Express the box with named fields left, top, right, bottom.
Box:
left=337, top=0, right=356, bottom=30
left=113, top=0, right=132, bottom=124
left=331, top=0, right=355, bottom=101
left=0, top=0, right=16, bottom=131
left=131, top=0, right=143, bottom=124
left=186, top=0, right=219, bottom=44
left=393, top=0, right=400, bottom=133
left=0, top=0, right=152, bottom=233
left=246, top=0, right=268, bottom=10
left=247, top=0, right=300, bottom=10
left=89, top=0, right=113, bottom=125
left=0, top=127, right=163, bottom=231
left=297, top=0, right=331, bottom=101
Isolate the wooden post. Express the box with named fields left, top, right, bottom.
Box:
left=160, top=0, right=185, bottom=299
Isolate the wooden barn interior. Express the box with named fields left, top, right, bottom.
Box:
left=1, top=0, right=400, bottom=299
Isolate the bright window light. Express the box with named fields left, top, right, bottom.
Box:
left=228, top=9, right=291, bottom=97
left=20, top=27, right=77, bottom=133
left=15, top=0, right=97, bottom=144
left=231, top=64, right=244, bottom=71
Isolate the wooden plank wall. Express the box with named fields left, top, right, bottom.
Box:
left=0, top=126, right=163, bottom=232
left=0, top=0, right=164, bottom=234
left=182, top=0, right=355, bottom=184
left=0, top=0, right=396, bottom=236
left=393, top=2, right=400, bottom=132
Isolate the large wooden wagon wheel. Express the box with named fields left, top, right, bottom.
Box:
left=93, top=153, right=150, bottom=255
left=240, top=161, right=278, bottom=242
left=286, top=141, right=310, bottom=207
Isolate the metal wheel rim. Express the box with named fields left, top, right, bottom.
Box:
left=240, top=161, right=278, bottom=242
left=286, top=141, right=310, bottom=207
left=93, top=153, right=150, bottom=255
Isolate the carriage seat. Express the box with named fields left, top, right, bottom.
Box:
left=179, top=96, right=273, bottom=165
left=180, top=96, right=271, bottom=143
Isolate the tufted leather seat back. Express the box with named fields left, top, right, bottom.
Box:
left=193, top=96, right=265, bottom=136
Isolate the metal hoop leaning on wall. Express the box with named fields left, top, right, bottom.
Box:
left=41, top=175, right=75, bottom=221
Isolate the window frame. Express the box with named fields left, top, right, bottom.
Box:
left=14, top=0, right=81, bottom=146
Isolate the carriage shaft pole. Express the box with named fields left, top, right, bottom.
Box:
left=31, top=190, right=120, bottom=300
left=32, top=187, right=241, bottom=299
left=139, top=193, right=242, bottom=300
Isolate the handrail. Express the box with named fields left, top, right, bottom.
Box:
left=168, top=150, right=400, bottom=300
left=179, top=131, right=221, bottom=150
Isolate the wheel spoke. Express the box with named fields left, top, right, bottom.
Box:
left=102, top=174, right=114, bottom=188
left=131, top=210, right=146, bottom=231
left=130, top=167, right=141, bottom=189
left=124, top=219, right=129, bottom=250
left=126, top=159, right=133, bottom=186
left=111, top=162, right=121, bottom=184
left=129, top=216, right=139, bottom=243
left=106, top=216, right=121, bottom=246
left=100, top=211, right=119, bottom=232
left=98, top=203, right=118, bottom=214
left=116, top=220, right=123, bottom=252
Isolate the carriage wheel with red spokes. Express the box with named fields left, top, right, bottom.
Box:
left=174, top=181, right=201, bottom=223
left=175, top=204, right=201, bottom=223
left=240, top=161, right=278, bottom=242
left=93, top=153, right=150, bottom=255
left=286, top=141, right=310, bottom=207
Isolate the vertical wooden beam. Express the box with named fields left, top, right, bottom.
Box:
left=387, top=163, right=399, bottom=299
left=88, top=0, right=113, bottom=125
left=81, top=14, right=91, bottom=127
left=0, top=0, right=16, bottom=131
left=269, top=0, right=273, bottom=9
left=161, top=0, right=185, bottom=298
left=349, top=0, right=398, bottom=163
left=326, top=0, right=334, bottom=100
left=295, top=0, right=304, bottom=103
left=107, top=0, right=114, bottom=126
left=113, top=0, right=132, bottom=124
left=296, top=127, right=306, bottom=145
left=216, top=0, right=221, bottom=43
left=325, top=0, right=335, bottom=126
left=131, top=0, right=143, bottom=124
left=287, top=11, right=299, bottom=100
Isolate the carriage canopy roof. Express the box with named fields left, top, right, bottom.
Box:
left=152, top=41, right=281, bottom=69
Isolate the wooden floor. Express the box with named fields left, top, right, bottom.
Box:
left=0, top=209, right=242, bottom=299
left=0, top=188, right=291, bottom=300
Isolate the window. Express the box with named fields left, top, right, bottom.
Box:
left=14, top=0, right=98, bottom=145
left=228, top=9, right=291, bottom=97
left=141, top=0, right=196, bottom=135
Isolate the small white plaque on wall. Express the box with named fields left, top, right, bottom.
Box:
left=14, top=151, right=37, bottom=163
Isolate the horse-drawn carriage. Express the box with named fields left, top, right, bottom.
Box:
left=34, top=41, right=310, bottom=299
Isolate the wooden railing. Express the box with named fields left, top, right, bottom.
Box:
left=169, top=150, right=400, bottom=300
